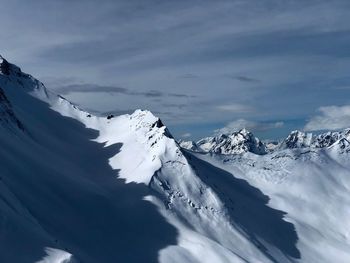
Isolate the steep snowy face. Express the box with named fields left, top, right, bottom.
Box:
left=197, top=129, right=267, bottom=155
left=98, top=109, right=182, bottom=185
left=328, top=137, right=350, bottom=154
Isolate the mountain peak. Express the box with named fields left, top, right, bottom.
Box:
left=0, top=55, right=10, bottom=75
left=196, top=129, right=266, bottom=155
left=238, top=128, right=250, bottom=135
left=279, top=130, right=313, bottom=149
left=0, top=55, right=22, bottom=76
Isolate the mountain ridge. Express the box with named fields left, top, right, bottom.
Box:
left=181, top=128, right=350, bottom=155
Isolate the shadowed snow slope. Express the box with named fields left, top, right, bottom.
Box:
left=2, top=56, right=346, bottom=262
left=0, top=59, right=177, bottom=263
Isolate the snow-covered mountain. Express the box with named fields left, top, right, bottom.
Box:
left=279, top=130, right=313, bottom=149
left=196, top=129, right=267, bottom=155
left=182, top=128, right=350, bottom=156
left=1, top=56, right=350, bottom=263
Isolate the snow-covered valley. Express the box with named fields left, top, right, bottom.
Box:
left=0, top=56, right=350, bottom=263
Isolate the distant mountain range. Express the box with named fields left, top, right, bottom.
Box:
left=180, top=128, right=350, bottom=155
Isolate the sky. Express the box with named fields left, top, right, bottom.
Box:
left=1, top=0, right=350, bottom=140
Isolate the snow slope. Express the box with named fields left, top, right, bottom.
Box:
left=0, top=56, right=348, bottom=263
left=193, top=146, right=350, bottom=263
left=0, top=56, right=178, bottom=263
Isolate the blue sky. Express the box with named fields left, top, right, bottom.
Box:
left=1, top=0, right=350, bottom=140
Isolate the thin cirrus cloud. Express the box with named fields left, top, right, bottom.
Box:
left=53, top=84, right=129, bottom=95
left=52, top=83, right=192, bottom=98
left=216, top=104, right=254, bottom=113
left=304, top=105, right=350, bottom=131
left=177, top=73, right=199, bottom=79
left=234, top=76, right=260, bottom=83
left=223, top=74, right=260, bottom=83
left=215, top=119, right=284, bottom=134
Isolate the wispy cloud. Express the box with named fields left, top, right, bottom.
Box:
left=140, top=90, right=163, bottom=97
left=177, top=73, right=199, bottom=79
left=168, top=93, right=196, bottom=98
left=52, top=83, right=194, bottom=99
left=235, top=76, right=260, bottom=82
left=224, top=74, right=260, bottom=83
left=216, top=103, right=254, bottom=113
left=305, top=105, right=350, bottom=131
left=53, top=84, right=164, bottom=98
left=163, top=103, right=187, bottom=109
left=181, top=132, right=192, bottom=138
left=54, top=84, right=128, bottom=95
